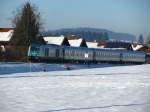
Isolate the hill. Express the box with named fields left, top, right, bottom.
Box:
left=42, top=27, right=136, bottom=42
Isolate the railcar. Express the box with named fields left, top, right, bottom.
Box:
left=94, top=49, right=121, bottom=63
left=39, top=44, right=63, bottom=62
left=28, top=44, right=63, bottom=62
left=63, top=47, right=93, bottom=62
left=64, top=46, right=94, bottom=63
left=121, top=50, right=145, bottom=63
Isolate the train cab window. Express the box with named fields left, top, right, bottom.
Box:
left=31, top=47, right=40, bottom=51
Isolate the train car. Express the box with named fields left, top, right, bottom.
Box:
left=39, top=44, right=63, bottom=62
left=94, top=48, right=121, bottom=63
left=28, top=44, right=63, bottom=62
left=63, top=46, right=94, bottom=63
left=121, top=50, right=145, bottom=63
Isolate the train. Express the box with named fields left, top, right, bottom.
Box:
left=28, top=44, right=146, bottom=64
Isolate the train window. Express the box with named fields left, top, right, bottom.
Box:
left=104, top=52, right=106, bottom=56
left=31, top=47, right=40, bottom=51
left=68, top=50, right=70, bottom=56
left=70, top=50, right=72, bottom=56
left=105, top=52, right=106, bottom=56
left=69, top=50, right=71, bottom=56
left=70, top=51, right=72, bottom=56
left=96, top=52, right=98, bottom=55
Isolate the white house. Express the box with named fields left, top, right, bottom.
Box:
left=0, top=28, right=13, bottom=43
left=43, top=35, right=70, bottom=46
left=68, top=38, right=87, bottom=47
left=86, top=42, right=98, bottom=48
left=131, top=44, right=144, bottom=51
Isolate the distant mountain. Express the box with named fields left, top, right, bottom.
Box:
left=42, top=27, right=136, bottom=42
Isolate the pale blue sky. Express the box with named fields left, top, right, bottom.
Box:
left=0, top=0, right=150, bottom=38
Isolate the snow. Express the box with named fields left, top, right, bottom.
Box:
left=0, top=30, right=13, bottom=41
left=43, top=36, right=65, bottom=45
left=0, top=64, right=150, bottom=112
left=0, top=62, right=120, bottom=75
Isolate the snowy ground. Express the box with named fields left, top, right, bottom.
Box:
left=0, top=63, right=150, bottom=112
left=0, top=62, right=127, bottom=75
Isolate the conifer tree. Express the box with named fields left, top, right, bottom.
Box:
left=10, top=2, right=44, bottom=46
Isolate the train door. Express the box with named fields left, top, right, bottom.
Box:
left=62, top=49, right=65, bottom=61
left=45, top=48, right=49, bottom=57
left=93, top=50, right=96, bottom=63
left=120, top=51, right=123, bottom=62
left=56, top=49, right=59, bottom=58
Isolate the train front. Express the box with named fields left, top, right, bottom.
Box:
left=28, top=44, right=41, bottom=62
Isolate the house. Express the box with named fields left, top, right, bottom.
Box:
left=86, top=42, right=98, bottom=48
left=0, top=28, right=13, bottom=45
left=97, top=40, right=107, bottom=48
left=43, top=35, right=70, bottom=46
left=68, top=38, right=87, bottom=47
left=132, top=44, right=144, bottom=51
left=132, top=43, right=150, bottom=53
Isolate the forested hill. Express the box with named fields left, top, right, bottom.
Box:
left=42, top=27, right=136, bottom=42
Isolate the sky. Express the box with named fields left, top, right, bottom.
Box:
left=0, top=0, right=150, bottom=38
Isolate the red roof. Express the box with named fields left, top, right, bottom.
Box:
left=0, top=28, right=13, bottom=32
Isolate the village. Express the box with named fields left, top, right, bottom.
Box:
left=0, top=27, right=150, bottom=63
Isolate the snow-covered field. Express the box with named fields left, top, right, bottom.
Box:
left=0, top=63, right=150, bottom=112
left=0, top=62, right=126, bottom=75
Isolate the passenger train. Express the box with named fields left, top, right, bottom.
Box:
left=28, top=44, right=146, bottom=64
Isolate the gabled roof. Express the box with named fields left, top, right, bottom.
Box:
left=43, top=36, right=70, bottom=46
left=68, top=38, right=87, bottom=47
left=105, top=41, right=132, bottom=50
left=86, top=42, right=98, bottom=48
left=0, top=29, right=13, bottom=42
